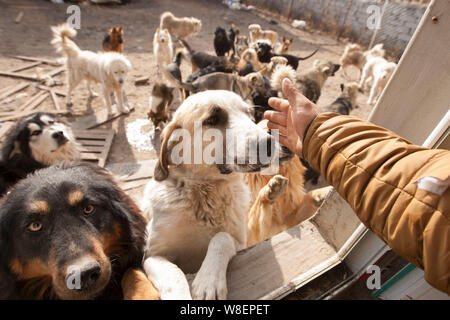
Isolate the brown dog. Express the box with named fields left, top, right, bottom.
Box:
left=103, top=26, right=124, bottom=53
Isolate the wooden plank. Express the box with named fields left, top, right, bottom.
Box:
left=75, top=139, right=106, bottom=146
left=14, top=11, right=24, bottom=24
left=48, top=66, right=65, bottom=77
left=0, top=82, right=29, bottom=101
left=49, top=90, right=61, bottom=111
left=22, top=91, right=48, bottom=112
left=37, top=85, right=66, bottom=97
left=0, top=84, right=14, bottom=96
left=120, top=179, right=149, bottom=191
left=226, top=220, right=337, bottom=300
left=70, top=104, right=135, bottom=130
left=80, top=153, right=100, bottom=161
left=0, top=71, right=38, bottom=81
left=10, top=55, right=61, bottom=67
left=79, top=145, right=104, bottom=153
left=8, top=62, right=41, bottom=73
left=0, top=109, right=67, bottom=123
left=0, top=91, right=46, bottom=116
left=72, top=131, right=110, bottom=139
left=98, top=129, right=114, bottom=167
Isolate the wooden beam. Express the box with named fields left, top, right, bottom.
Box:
left=0, top=109, right=67, bottom=123
left=71, top=104, right=135, bottom=130
left=49, top=89, right=61, bottom=111
left=0, top=71, right=38, bottom=81
left=10, top=55, right=61, bottom=67
left=8, top=61, right=42, bottom=73
left=0, top=82, right=29, bottom=101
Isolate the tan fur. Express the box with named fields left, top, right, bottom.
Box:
left=275, top=36, right=293, bottom=54
left=29, top=200, right=50, bottom=215
left=121, top=269, right=160, bottom=300
left=340, top=43, right=386, bottom=78
left=67, top=190, right=84, bottom=206
left=248, top=24, right=278, bottom=46
left=160, top=11, right=202, bottom=39
left=270, top=63, right=296, bottom=92
left=239, top=48, right=267, bottom=71
left=153, top=27, right=173, bottom=68
left=342, top=81, right=360, bottom=107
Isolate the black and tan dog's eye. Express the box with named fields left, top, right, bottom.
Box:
left=30, top=130, right=42, bottom=136
left=28, top=222, right=43, bottom=232
left=83, top=204, right=95, bottom=215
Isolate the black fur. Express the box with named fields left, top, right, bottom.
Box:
left=0, top=113, right=72, bottom=196
left=179, top=38, right=229, bottom=70
left=0, top=162, right=147, bottom=299
left=214, top=27, right=233, bottom=57
left=187, top=61, right=233, bottom=83
left=257, top=42, right=319, bottom=70
left=238, top=62, right=256, bottom=76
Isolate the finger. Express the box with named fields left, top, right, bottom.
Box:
left=278, top=135, right=291, bottom=148
left=268, top=97, right=289, bottom=113
left=264, top=110, right=287, bottom=126
left=282, top=78, right=311, bottom=110
left=267, top=121, right=288, bottom=136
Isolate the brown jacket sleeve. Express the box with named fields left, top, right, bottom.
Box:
left=303, top=113, right=450, bottom=294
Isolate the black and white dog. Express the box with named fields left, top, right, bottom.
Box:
left=0, top=112, right=80, bottom=195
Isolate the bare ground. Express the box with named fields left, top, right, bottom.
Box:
left=0, top=0, right=372, bottom=172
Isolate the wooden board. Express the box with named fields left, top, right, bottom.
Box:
left=0, top=71, right=38, bottom=81
left=71, top=104, right=135, bottom=130
left=8, top=62, right=42, bottom=73
left=10, top=55, right=61, bottom=67
left=74, top=129, right=115, bottom=167
left=0, top=82, right=29, bottom=101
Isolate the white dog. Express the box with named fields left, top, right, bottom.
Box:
left=141, top=90, right=292, bottom=300
left=359, top=57, right=396, bottom=105
left=160, top=11, right=202, bottom=40
left=153, top=27, right=174, bottom=70
left=51, top=23, right=132, bottom=114
left=248, top=24, right=278, bottom=47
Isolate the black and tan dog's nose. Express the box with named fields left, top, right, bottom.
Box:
left=66, top=261, right=101, bottom=291
left=52, top=131, right=68, bottom=146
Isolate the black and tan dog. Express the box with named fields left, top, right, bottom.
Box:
left=0, top=112, right=80, bottom=196
left=0, top=162, right=158, bottom=300
left=257, top=42, right=318, bottom=70
left=325, top=82, right=361, bottom=115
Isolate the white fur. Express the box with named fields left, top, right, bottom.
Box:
left=359, top=57, right=396, bottom=105
left=160, top=11, right=202, bottom=40
left=51, top=23, right=132, bottom=114
left=153, top=27, right=173, bottom=70
left=142, top=91, right=281, bottom=300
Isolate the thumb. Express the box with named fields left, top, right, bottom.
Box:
left=282, top=78, right=298, bottom=108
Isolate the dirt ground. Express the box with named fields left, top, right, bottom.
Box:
left=0, top=0, right=373, bottom=178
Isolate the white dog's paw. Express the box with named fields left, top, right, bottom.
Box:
left=308, top=185, right=334, bottom=204
left=191, top=271, right=227, bottom=300
left=121, top=105, right=130, bottom=114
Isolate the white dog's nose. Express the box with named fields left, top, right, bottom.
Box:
left=118, top=78, right=124, bottom=84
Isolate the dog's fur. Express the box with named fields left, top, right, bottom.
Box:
left=246, top=122, right=329, bottom=247
left=274, top=36, right=293, bottom=54
left=234, top=35, right=249, bottom=57
left=187, top=61, right=234, bottom=83
left=248, top=24, right=278, bottom=47
left=174, top=71, right=267, bottom=101
left=141, top=90, right=293, bottom=299
left=0, top=113, right=80, bottom=196
left=160, top=11, right=202, bottom=40
left=0, top=162, right=158, bottom=300
left=359, top=57, right=396, bottom=105
left=148, top=80, right=175, bottom=130
left=51, top=24, right=132, bottom=114
left=102, top=26, right=124, bottom=53
left=153, top=27, right=174, bottom=69
left=257, top=42, right=319, bottom=70
left=325, top=82, right=361, bottom=115
left=340, top=43, right=385, bottom=78
left=236, top=48, right=267, bottom=75
left=214, top=27, right=234, bottom=57
left=179, top=38, right=230, bottom=73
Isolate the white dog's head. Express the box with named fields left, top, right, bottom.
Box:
left=105, top=53, right=132, bottom=85
left=154, top=90, right=292, bottom=181
left=190, top=18, right=202, bottom=33
left=155, top=27, right=170, bottom=44
left=380, top=62, right=396, bottom=81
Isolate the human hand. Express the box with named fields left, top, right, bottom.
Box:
left=264, top=78, right=320, bottom=157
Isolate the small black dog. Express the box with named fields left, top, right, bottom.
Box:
left=0, top=112, right=80, bottom=196
left=257, top=42, right=319, bottom=70
left=214, top=27, right=233, bottom=56
left=179, top=38, right=229, bottom=71
left=0, top=162, right=154, bottom=300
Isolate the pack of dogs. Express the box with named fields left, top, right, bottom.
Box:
left=0, top=10, right=398, bottom=300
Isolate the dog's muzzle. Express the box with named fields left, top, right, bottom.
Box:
left=52, top=131, right=68, bottom=147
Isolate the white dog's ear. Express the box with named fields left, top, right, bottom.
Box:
left=313, top=59, right=320, bottom=68
left=321, top=66, right=330, bottom=73
left=154, top=122, right=179, bottom=182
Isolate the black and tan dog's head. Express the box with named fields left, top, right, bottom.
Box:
left=2, top=112, right=80, bottom=168
left=0, top=162, right=147, bottom=300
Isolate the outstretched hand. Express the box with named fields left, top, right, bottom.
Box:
left=264, top=78, right=320, bottom=157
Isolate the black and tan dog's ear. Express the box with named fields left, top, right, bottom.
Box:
left=154, top=122, right=179, bottom=182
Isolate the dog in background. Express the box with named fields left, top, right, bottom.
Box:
left=0, top=162, right=158, bottom=300
left=234, top=35, right=249, bottom=57
left=340, top=43, right=385, bottom=79
left=141, top=90, right=294, bottom=299
left=147, top=79, right=175, bottom=131
left=178, top=38, right=231, bottom=73
left=359, top=57, right=396, bottom=105
left=214, top=27, right=234, bottom=57
left=153, top=27, right=174, bottom=70
left=274, top=36, right=293, bottom=54
left=325, top=82, right=361, bottom=115
left=257, top=42, right=319, bottom=70
left=0, top=112, right=80, bottom=196
left=160, top=11, right=202, bottom=40
left=248, top=24, right=278, bottom=47
left=51, top=24, right=132, bottom=114
left=103, top=26, right=124, bottom=53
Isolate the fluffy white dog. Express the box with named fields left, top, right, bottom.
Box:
left=51, top=23, right=132, bottom=114
left=359, top=57, right=396, bottom=105
left=141, top=90, right=292, bottom=300
left=153, top=27, right=174, bottom=70
left=159, top=11, right=202, bottom=40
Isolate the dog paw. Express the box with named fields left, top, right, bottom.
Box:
left=265, top=175, right=289, bottom=201
left=66, top=102, right=73, bottom=108
left=121, top=106, right=130, bottom=114
left=191, top=270, right=227, bottom=300
left=308, top=186, right=334, bottom=205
